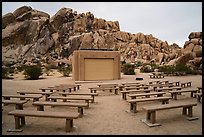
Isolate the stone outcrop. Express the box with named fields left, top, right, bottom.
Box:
left=2, top=6, right=202, bottom=70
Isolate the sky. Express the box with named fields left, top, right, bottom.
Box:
left=2, top=2, right=202, bottom=47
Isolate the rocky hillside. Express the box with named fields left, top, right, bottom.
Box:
left=2, top=6, right=202, bottom=69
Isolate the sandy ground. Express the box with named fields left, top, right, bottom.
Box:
left=2, top=70, right=202, bottom=135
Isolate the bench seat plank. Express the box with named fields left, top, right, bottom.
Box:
left=168, top=89, right=198, bottom=100
left=48, top=96, right=93, bottom=108
left=58, top=92, right=98, bottom=102
left=120, top=89, right=151, bottom=100
left=2, top=94, right=42, bottom=102
left=126, top=96, right=171, bottom=113
left=128, top=92, right=166, bottom=99
left=8, top=110, right=79, bottom=132
left=142, top=101, right=198, bottom=127
left=32, top=101, right=88, bottom=117
left=17, top=91, right=53, bottom=101
left=2, top=100, right=28, bottom=110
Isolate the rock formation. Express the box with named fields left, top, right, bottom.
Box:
left=2, top=6, right=202, bottom=70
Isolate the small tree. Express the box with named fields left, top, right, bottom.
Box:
left=23, top=65, right=43, bottom=80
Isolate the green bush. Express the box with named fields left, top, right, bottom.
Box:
left=140, top=63, right=159, bottom=73
left=23, top=65, right=43, bottom=80
left=57, top=64, right=72, bottom=76
left=122, top=63, right=135, bottom=75
left=2, top=66, right=14, bottom=79
left=157, top=63, right=200, bottom=76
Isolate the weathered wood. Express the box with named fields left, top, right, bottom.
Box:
left=142, top=101, right=198, bottom=127
left=127, top=96, right=171, bottom=113
left=120, top=89, right=152, bottom=100
left=128, top=92, right=166, bottom=99
left=2, top=100, right=28, bottom=110
left=48, top=96, right=93, bottom=108
left=168, top=89, right=198, bottom=100
left=8, top=110, right=79, bottom=132
left=194, top=93, right=202, bottom=103
left=32, top=101, right=88, bottom=117
left=2, top=94, right=42, bottom=102
left=17, top=91, right=53, bottom=101
left=180, top=81, right=192, bottom=88
left=58, top=92, right=98, bottom=103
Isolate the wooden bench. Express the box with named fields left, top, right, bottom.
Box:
left=50, top=86, right=74, bottom=92
left=152, top=83, right=178, bottom=91
left=2, top=100, right=29, bottom=110
left=194, top=93, right=202, bottom=103
left=58, top=92, right=98, bottom=103
left=8, top=110, right=79, bottom=132
left=60, top=84, right=81, bottom=90
left=2, top=94, right=43, bottom=102
left=168, top=81, right=180, bottom=86
left=126, top=96, right=171, bottom=113
left=97, top=83, right=118, bottom=88
left=39, top=87, right=57, bottom=92
left=119, top=82, right=143, bottom=90
left=128, top=92, right=166, bottom=99
left=120, top=89, right=152, bottom=100
left=149, top=72, right=165, bottom=79
left=180, top=81, right=192, bottom=88
left=197, top=87, right=202, bottom=93
left=58, top=84, right=81, bottom=91
left=168, top=89, right=198, bottom=100
left=125, top=86, right=149, bottom=91
left=142, top=101, right=198, bottom=127
left=158, top=80, right=169, bottom=85
left=17, top=91, right=53, bottom=101
left=48, top=96, right=93, bottom=108
left=89, top=87, right=119, bottom=95
left=148, top=80, right=161, bottom=85
left=32, top=101, right=88, bottom=117
left=156, top=86, right=182, bottom=92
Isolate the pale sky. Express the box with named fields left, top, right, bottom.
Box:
left=2, top=2, right=202, bottom=47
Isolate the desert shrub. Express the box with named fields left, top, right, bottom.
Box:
left=140, top=63, right=159, bottom=73
left=157, top=63, right=200, bottom=76
left=134, top=61, right=143, bottom=68
left=122, top=63, right=135, bottom=75
left=158, top=65, right=175, bottom=75
left=43, top=65, right=54, bottom=76
left=2, top=66, right=14, bottom=79
left=2, top=66, right=9, bottom=79
left=23, top=65, right=43, bottom=80
left=57, top=64, right=72, bottom=76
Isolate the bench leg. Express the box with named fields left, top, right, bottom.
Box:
left=147, top=111, right=156, bottom=124
left=20, top=116, right=25, bottom=126
left=173, top=93, right=177, bottom=100
left=20, top=98, right=25, bottom=100
left=115, top=89, right=119, bottom=95
left=123, top=93, right=127, bottom=100
left=91, top=95, right=94, bottom=103
left=85, top=100, right=89, bottom=109
left=190, top=92, right=193, bottom=97
left=45, top=95, right=49, bottom=101
left=65, top=119, right=73, bottom=132
left=16, top=104, right=23, bottom=110
left=37, top=105, right=44, bottom=111
left=14, top=116, right=21, bottom=129
left=14, top=116, right=25, bottom=129
left=78, top=107, right=83, bottom=117
left=130, top=103, right=137, bottom=113
left=33, top=98, right=39, bottom=102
